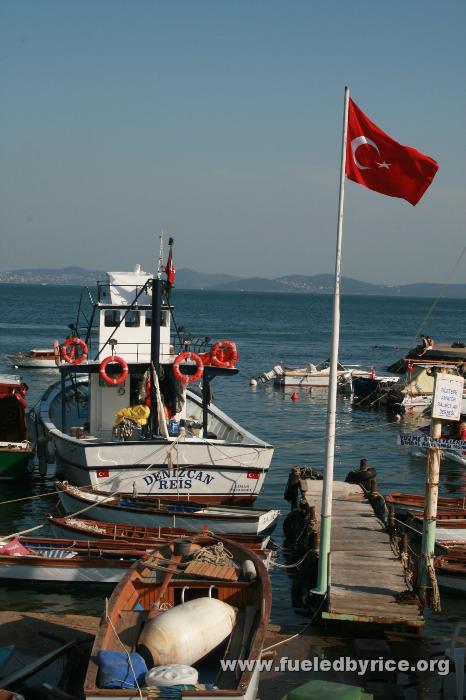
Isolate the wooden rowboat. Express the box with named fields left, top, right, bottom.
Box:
left=385, top=492, right=466, bottom=514
left=409, top=510, right=466, bottom=529
left=0, top=533, right=273, bottom=585
left=0, top=537, right=147, bottom=584
left=85, top=536, right=271, bottom=700
left=55, top=481, right=280, bottom=536
left=48, top=516, right=271, bottom=549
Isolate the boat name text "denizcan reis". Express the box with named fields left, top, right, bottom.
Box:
left=141, top=468, right=216, bottom=490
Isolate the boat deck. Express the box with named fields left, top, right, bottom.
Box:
left=301, top=480, right=424, bottom=628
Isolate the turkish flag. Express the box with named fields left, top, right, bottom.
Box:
left=163, top=248, right=176, bottom=286
left=345, top=99, right=438, bottom=206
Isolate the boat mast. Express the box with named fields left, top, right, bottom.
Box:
left=313, top=85, right=350, bottom=596
left=149, top=233, right=164, bottom=436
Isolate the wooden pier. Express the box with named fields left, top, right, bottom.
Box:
left=301, top=479, right=424, bottom=628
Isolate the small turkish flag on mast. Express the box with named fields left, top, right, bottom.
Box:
left=345, top=98, right=438, bottom=205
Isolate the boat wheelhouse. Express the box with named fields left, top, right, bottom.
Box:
left=38, top=243, right=274, bottom=503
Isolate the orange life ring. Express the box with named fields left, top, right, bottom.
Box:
left=61, top=337, right=88, bottom=365
left=172, top=352, right=204, bottom=384
left=99, top=356, right=128, bottom=385
left=211, top=340, right=238, bottom=368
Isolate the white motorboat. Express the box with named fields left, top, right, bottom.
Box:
left=5, top=348, right=60, bottom=369
left=271, top=360, right=370, bottom=389
left=37, top=241, right=274, bottom=504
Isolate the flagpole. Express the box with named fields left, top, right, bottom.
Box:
left=313, top=85, right=350, bottom=596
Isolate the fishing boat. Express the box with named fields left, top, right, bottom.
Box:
left=84, top=537, right=271, bottom=699
left=55, top=481, right=280, bottom=536
left=48, top=516, right=271, bottom=550
left=0, top=376, right=32, bottom=480
left=385, top=360, right=466, bottom=415
left=5, top=348, right=60, bottom=369
left=36, top=241, right=274, bottom=504
left=0, top=532, right=272, bottom=584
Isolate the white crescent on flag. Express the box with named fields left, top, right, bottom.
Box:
left=351, top=136, right=380, bottom=170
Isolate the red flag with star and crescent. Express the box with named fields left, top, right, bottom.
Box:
left=345, top=99, right=439, bottom=206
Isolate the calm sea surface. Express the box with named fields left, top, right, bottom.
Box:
left=0, top=284, right=465, bottom=639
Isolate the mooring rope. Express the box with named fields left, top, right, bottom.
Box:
left=261, top=593, right=328, bottom=653
left=412, top=244, right=466, bottom=344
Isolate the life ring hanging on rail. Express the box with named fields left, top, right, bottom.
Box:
left=99, top=356, right=128, bottom=386
left=172, top=352, right=204, bottom=384
left=210, top=340, right=238, bottom=369
left=61, top=337, right=88, bottom=365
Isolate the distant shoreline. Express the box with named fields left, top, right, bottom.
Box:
left=1, top=279, right=465, bottom=301
left=1, top=267, right=465, bottom=298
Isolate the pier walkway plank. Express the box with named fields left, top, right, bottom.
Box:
left=301, top=479, right=424, bottom=628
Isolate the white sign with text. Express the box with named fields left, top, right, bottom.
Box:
left=432, top=374, right=465, bottom=421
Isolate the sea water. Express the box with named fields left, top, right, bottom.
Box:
left=0, top=283, right=465, bottom=640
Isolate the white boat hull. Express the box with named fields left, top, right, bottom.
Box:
left=56, top=488, right=280, bottom=536
left=0, top=561, right=126, bottom=583
left=40, top=379, right=273, bottom=504
left=85, top=664, right=260, bottom=700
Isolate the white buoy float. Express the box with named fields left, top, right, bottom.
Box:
left=249, top=378, right=257, bottom=387
left=137, top=597, right=236, bottom=667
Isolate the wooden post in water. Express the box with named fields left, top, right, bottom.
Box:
left=417, top=369, right=445, bottom=605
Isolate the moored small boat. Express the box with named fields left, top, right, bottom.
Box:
left=55, top=481, right=280, bottom=536
left=435, top=548, right=466, bottom=594
left=48, top=516, right=271, bottom=549
left=84, top=536, right=271, bottom=699
left=0, top=537, right=141, bottom=584
left=0, top=533, right=273, bottom=584
left=272, top=360, right=358, bottom=388
left=385, top=492, right=466, bottom=515
left=5, top=348, right=60, bottom=369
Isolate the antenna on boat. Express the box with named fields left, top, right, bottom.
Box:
left=157, top=231, right=164, bottom=279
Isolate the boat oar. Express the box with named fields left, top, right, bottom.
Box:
left=146, top=554, right=182, bottom=619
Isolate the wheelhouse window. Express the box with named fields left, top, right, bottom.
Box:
left=144, top=309, right=168, bottom=327
left=125, top=310, right=140, bottom=327
left=104, top=310, right=121, bottom=327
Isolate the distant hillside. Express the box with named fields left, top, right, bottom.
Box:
left=213, top=275, right=466, bottom=298
left=0, top=266, right=104, bottom=285
left=175, top=268, right=241, bottom=289
left=0, top=266, right=239, bottom=288
left=1, top=266, right=465, bottom=298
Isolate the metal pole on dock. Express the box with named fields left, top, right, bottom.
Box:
left=313, top=85, right=350, bottom=595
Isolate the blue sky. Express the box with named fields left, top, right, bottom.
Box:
left=1, top=0, right=465, bottom=284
